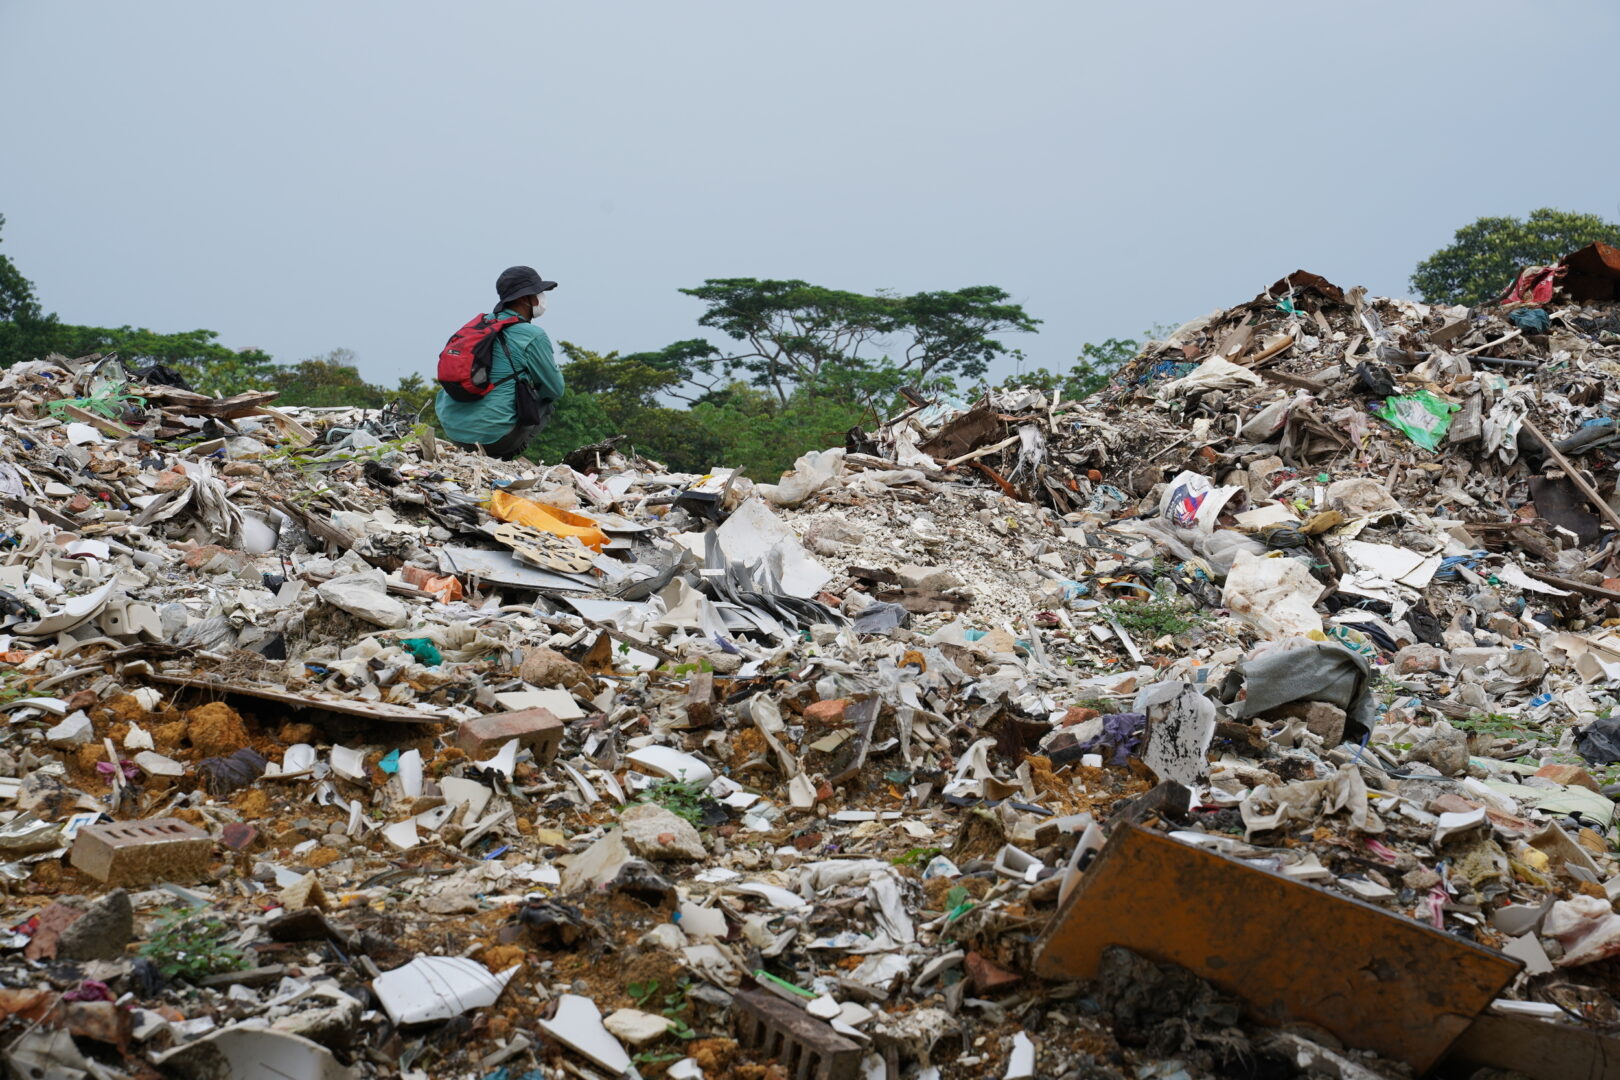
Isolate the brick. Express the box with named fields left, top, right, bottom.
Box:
left=964, top=950, right=1023, bottom=995
left=455, top=708, right=564, bottom=762
left=1061, top=705, right=1100, bottom=727
left=731, top=988, right=861, bottom=1080
left=221, top=823, right=260, bottom=851
left=70, top=818, right=212, bottom=886
left=1535, top=763, right=1602, bottom=793
left=803, top=699, right=849, bottom=726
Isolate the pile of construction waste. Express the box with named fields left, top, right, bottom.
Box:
left=4, top=244, right=1620, bottom=1080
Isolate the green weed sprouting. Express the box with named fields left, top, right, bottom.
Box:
left=138, top=907, right=251, bottom=982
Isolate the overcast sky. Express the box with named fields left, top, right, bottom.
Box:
left=4, top=1, right=1618, bottom=388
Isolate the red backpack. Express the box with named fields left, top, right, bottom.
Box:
left=437, top=313, right=524, bottom=401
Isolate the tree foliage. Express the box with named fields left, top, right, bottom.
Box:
left=0, top=213, right=66, bottom=370
left=1411, top=208, right=1620, bottom=307
left=1020, top=335, right=1148, bottom=400
left=679, top=278, right=1037, bottom=404
left=269, top=349, right=387, bottom=408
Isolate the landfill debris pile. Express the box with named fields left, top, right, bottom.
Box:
left=5, top=245, right=1620, bottom=1080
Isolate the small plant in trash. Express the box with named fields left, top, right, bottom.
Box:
left=138, top=907, right=250, bottom=982
left=1105, top=599, right=1202, bottom=638
left=628, top=979, right=661, bottom=1008
left=1454, top=712, right=1529, bottom=740
left=626, top=778, right=711, bottom=826
left=891, top=846, right=943, bottom=867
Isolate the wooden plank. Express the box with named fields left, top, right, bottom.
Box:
left=57, top=405, right=135, bottom=439
left=249, top=405, right=317, bottom=446
left=147, top=674, right=448, bottom=726
left=1522, top=419, right=1620, bottom=536
left=1446, top=1012, right=1620, bottom=1080
left=1524, top=569, right=1620, bottom=602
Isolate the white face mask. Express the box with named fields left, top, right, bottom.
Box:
left=530, top=294, right=547, bottom=319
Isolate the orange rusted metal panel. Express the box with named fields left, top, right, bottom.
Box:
left=1562, top=242, right=1620, bottom=301
left=1031, top=824, right=1519, bottom=1074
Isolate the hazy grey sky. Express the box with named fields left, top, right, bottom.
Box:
left=4, top=1, right=1618, bottom=387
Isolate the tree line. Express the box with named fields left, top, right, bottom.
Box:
left=3, top=208, right=1617, bottom=476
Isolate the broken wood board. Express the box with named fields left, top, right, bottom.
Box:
left=147, top=675, right=447, bottom=726
left=1031, top=824, right=1518, bottom=1073
left=918, top=406, right=1007, bottom=461
left=1444, top=1011, right=1620, bottom=1080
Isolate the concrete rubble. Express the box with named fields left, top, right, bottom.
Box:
left=5, top=245, right=1620, bottom=1078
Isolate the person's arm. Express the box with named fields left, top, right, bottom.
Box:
left=517, top=328, right=565, bottom=401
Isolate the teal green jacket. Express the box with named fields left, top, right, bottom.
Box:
left=435, top=310, right=564, bottom=444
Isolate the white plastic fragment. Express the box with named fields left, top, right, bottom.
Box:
left=536, top=993, right=633, bottom=1075
left=330, top=745, right=366, bottom=781
left=372, top=957, right=517, bottom=1025
left=626, top=745, right=715, bottom=786
left=398, top=749, right=423, bottom=798
left=478, top=738, right=519, bottom=778
left=382, top=820, right=418, bottom=851
left=1005, top=1031, right=1036, bottom=1079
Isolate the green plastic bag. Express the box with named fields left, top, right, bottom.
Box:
left=1375, top=391, right=1458, bottom=451
left=398, top=637, right=442, bottom=666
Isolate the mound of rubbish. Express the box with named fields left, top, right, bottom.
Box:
left=3, top=243, right=1620, bottom=1080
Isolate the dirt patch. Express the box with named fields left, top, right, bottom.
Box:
left=475, top=943, right=526, bottom=973
left=728, top=727, right=769, bottom=770
left=304, top=847, right=341, bottom=869
left=185, top=702, right=250, bottom=757
left=233, top=788, right=270, bottom=818
left=152, top=720, right=189, bottom=751
left=277, top=721, right=318, bottom=744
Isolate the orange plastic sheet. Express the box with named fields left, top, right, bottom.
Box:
left=400, top=565, right=465, bottom=604
left=488, top=490, right=608, bottom=552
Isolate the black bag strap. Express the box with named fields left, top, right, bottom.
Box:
left=493, top=332, right=535, bottom=389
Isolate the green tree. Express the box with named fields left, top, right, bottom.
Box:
left=1016, top=335, right=1149, bottom=400
left=1411, top=208, right=1620, bottom=306
left=0, top=213, right=67, bottom=369
left=526, top=341, right=705, bottom=466
left=270, top=349, right=385, bottom=408
left=678, top=278, right=1037, bottom=405
left=894, top=286, right=1040, bottom=385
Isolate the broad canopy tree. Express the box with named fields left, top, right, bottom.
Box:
left=677, top=278, right=1038, bottom=404
left=1411, top=208, right=1620, bottom=307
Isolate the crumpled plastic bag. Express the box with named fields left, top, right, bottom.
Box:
left=1109, top=519, right=1265, bottom=579
left=1326, top=477, right=1401, bottom=518
left=421, top=621, right=504, bottom=663
left=1545, top=895, right=1620, bottom=967
left=1159, top=356, right=1263, bottom=399
left=1240, top=762, right=1383, bottom=838
left=1222, top=550, right=1323, bottom=637
left=1160, top=471, right=1248, bottom=534
left=1577, top=715, right=1620, bottom=764
left=1482, top=392, right=1530, bottom=465
left=1231, top=636, right=1375, bottom=740
left=1375, top=390, right=1458, bottom=451
left=1077, top=713, right=1145, bottom=766
left=757, top=448, right=846, bottom=507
